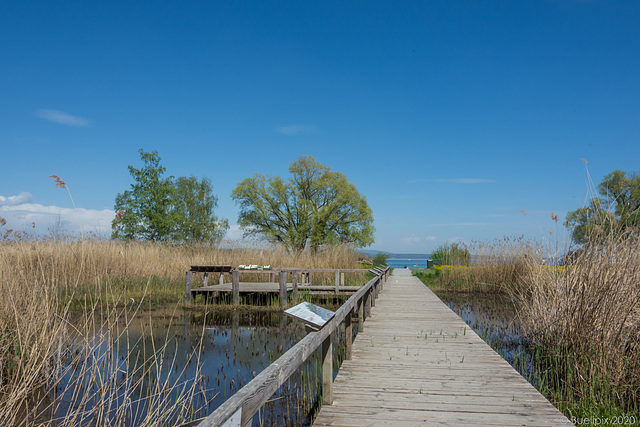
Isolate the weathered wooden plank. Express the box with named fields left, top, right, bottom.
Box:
left=313, top=269, right=572, bottom=427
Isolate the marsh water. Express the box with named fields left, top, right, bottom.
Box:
left=53, top=304, right=352, bottom=427
left=52, top=290, right=533, bottom=426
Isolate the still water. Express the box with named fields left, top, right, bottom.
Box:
left=386, top=258, right=429, bottom=269
left=53, top=306, right=349, bottom=426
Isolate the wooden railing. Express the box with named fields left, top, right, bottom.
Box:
left=185, top=266, right=383, bottom=306
left=181, top=265, right=389, bottom=427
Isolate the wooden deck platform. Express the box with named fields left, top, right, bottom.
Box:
left=313, top=269, right=572, bottom=426
left=191, top=283, right=361, bottom=294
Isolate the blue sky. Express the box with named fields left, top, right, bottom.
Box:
left=1, top=1, right=638, bottom=253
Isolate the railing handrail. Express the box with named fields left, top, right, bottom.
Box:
left=190, top=265, right=389, bottom=427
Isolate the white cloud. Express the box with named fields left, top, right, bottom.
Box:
left=0, top=192, right=34, bottom=206
left=425, top=235, right=436, bottom=241
left=277, top=125, right=317, bottom=135
left=0, top=193, right=113, bottom=236
left=224, top=224, right=244, bottom=240
left=435, top=178, right=496, bottom=184
left=401, top=234, right=421, bottom=245
left=36, top=109, right=91, bottom=127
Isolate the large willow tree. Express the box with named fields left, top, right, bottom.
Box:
left=232, top=156, right=374, bottom=252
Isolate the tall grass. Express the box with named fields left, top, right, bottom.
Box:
left=0, top=238, right=362, bottom=425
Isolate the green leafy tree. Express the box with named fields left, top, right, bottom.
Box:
left=231, top=156, right=375, bottom=252
left=112, top=150, right=228, bottom=243
left=566, top=170, right=640, bottom=244
left=173, top=176, right=229, bottom=244
left=372, top=252, right=389, bottom=266
left=112, top=149, right=178, bottom=241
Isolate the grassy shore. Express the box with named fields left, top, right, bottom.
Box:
left=414, top=237, right=640, bottom=420
left=0, top=239, right=364, bottom=426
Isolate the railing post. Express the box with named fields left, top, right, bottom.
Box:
left=358, top=297, right=364, bottom=331
left=279, top=271, right=287, bottom=307
left=335, top=270, right=339, bottom=294
left=341, top=272, right=345, bottom=286
left=232, top=270, right=240, bottom=305
left=371, top=281, right=377, bottom=307
left=184, top=271, right=193, bottom=304
left=203, top=272, right=209, bottom=286
left=345, top=310, right=353, bottom=360
left=219, top=272, right=224, bottom=285
left=366, top=289, right=372, bottom=317
left=292, top=270, right=298, bottom=301
left=322, top=335, right=333, bottom=405
left=308, top=271, right=313, bottom=286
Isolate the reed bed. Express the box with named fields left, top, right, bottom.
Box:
left=418, top=235, right=640, bottom=416
left=0, top=238, right=362, bottom=426
left=514, top=234, right=640, bottom=415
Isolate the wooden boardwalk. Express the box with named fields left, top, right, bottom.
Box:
left=313, top=269, right=572, bottom=426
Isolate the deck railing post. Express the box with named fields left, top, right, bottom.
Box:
left=341, top=272, right=345, bottom=286
left=292, top=270, right=298, bottom=301
left=358, top=297, right=364, bottom=331
left=203, top=272, right=209, bottom=286
left=345, top=310, right=353, bottom=360
left=279, top=271, right=287, bottom=307
left=322, top=335, right=333, bottom=405
left=184, top=271, right=193, bottom=304
left=371, top=281, right=377, bottom=307
left=219, top=273, right=224, bottom=285
left=366, top=289, right=372, bottom=317
left=335, top=270, right=339, bottom=294
left=308, top=271, right=313, bottom=286
left=232, top=270, right=240, bottom=305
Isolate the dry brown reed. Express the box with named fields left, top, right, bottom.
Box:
left=513, top=234, right=640, bottom=411
left=0, top=239, right=362, bottom=425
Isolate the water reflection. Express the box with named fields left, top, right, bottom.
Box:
left=54, top=306, right=346, bottom=426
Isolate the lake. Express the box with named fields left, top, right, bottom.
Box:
left=386, top=258, right=430, bottom=268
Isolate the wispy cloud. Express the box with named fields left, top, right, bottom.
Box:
left=36, top=109, right=91, bottom=127
left=277, top=125, right=317, bottom=135
left=427, top=222, right=492, bottom=227
left=407, top=178, right=496, bottom=184
left=435, top=178, right=496, bottom=184
left=425, top=235, right=436, bottom=241
left=401, top=234, right=421, bottom=245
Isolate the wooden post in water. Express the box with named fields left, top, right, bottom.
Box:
left=279, top=271, right=287, bottom=307
left=232, top=270, right=240, bottom=305
left=292, top=270, right=298, bottom=301
left=345, top=310, right=353, bottom=360
left=358, top=297, right=364, bottom=331
left=335, top=270, right=340, bottom=294
left=322, top=335, right=333, bottom=405
left=184, top=271, right=193, bottom=304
